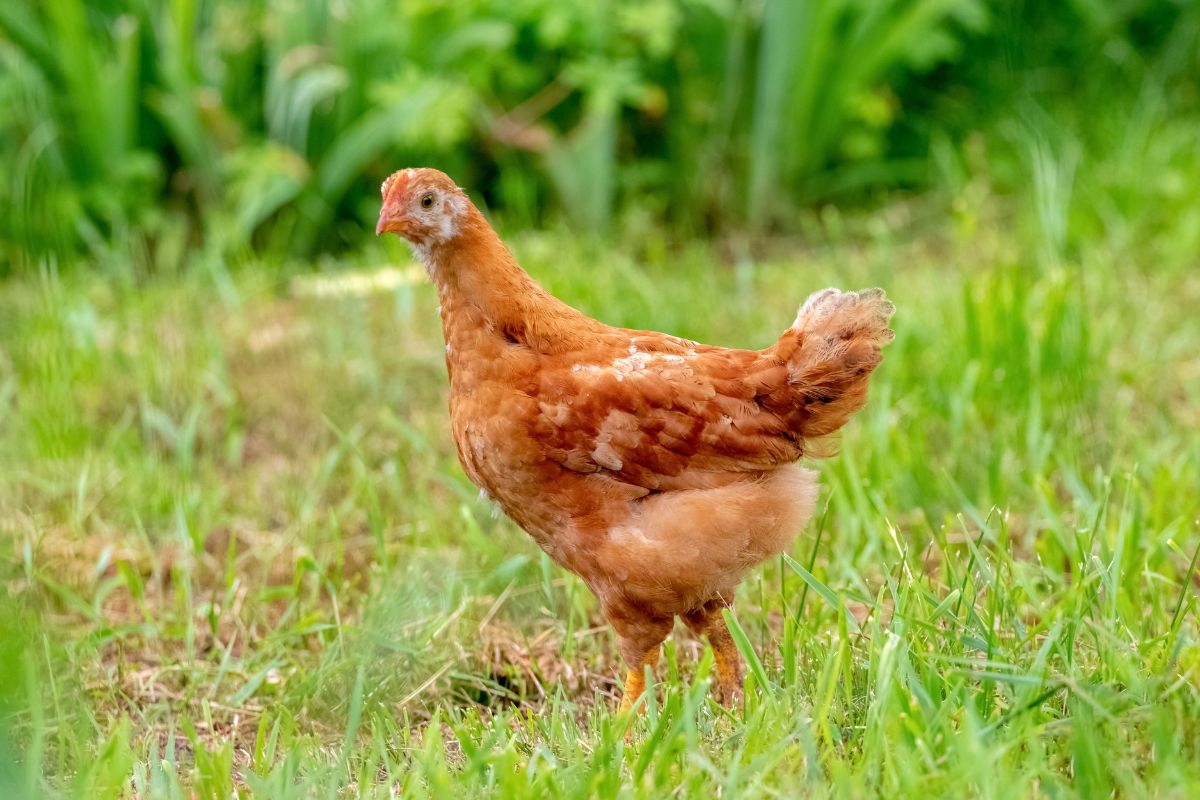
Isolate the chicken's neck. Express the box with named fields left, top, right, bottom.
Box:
left=419, top=207, right=596, bottom=357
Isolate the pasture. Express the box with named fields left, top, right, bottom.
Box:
left=2, top=1, right=1198, bottom=796
left=2, top=190, right=1198, bottom=795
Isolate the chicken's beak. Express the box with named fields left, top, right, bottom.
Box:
left=376, top=211, right=407, bottom=237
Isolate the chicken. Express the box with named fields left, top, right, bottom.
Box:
left=376, top=168, right=894, bottom=709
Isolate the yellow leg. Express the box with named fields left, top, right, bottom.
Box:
left=683, top=605, right=743, bottom=708
left=709, top=621, right=744, bottom=707
left=618, top=647, right=661, bottom=712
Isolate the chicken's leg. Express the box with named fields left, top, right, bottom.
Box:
left=708, top=617, right=744, bottom=707
left=684, top=600, right=744, bottom=707
left=611, top=614, right=672, bottom=712
left=618, top=646, right=660, bottom=713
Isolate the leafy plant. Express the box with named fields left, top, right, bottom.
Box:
left=747, top=0, right=988, bottom=225
left=0, top=0, right=1196, bottom=270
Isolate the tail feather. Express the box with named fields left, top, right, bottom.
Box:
left=784, top=287, right=895, bottom=441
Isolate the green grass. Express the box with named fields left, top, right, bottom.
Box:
left=1, top=184, right=1198, bottom=797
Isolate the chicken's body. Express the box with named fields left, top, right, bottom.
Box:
left=377, top=168, right=894, bottom=707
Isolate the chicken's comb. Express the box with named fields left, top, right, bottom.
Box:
left=380, top=169, right=411, bottom=205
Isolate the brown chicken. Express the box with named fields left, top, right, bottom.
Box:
left=376, top=168, right=894, bottom=709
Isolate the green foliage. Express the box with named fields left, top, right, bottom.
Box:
left=3, top=0, right=1192, bottom=270
left=747, top=0, right=987, bottom=224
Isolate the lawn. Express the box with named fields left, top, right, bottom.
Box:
left=1, top=187, right=1198, bottom=797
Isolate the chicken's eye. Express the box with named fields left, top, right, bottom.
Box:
left=420, top=194, right=435, bottom=209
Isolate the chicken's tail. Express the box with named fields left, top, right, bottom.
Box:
left=782, top=288, right=895, bottom=442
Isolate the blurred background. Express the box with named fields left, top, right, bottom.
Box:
left=2, top=0, right=1197, bottom=271
left=2, top=2, right=1200, bottom=796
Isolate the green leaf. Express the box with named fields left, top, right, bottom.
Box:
left=783, top=554, right=861, bottom=633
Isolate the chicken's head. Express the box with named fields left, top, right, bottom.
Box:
left=376, top=168, right=469, bottom=248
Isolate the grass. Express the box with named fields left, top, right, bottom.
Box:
left=1, top=179, right=1198, bottom=797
